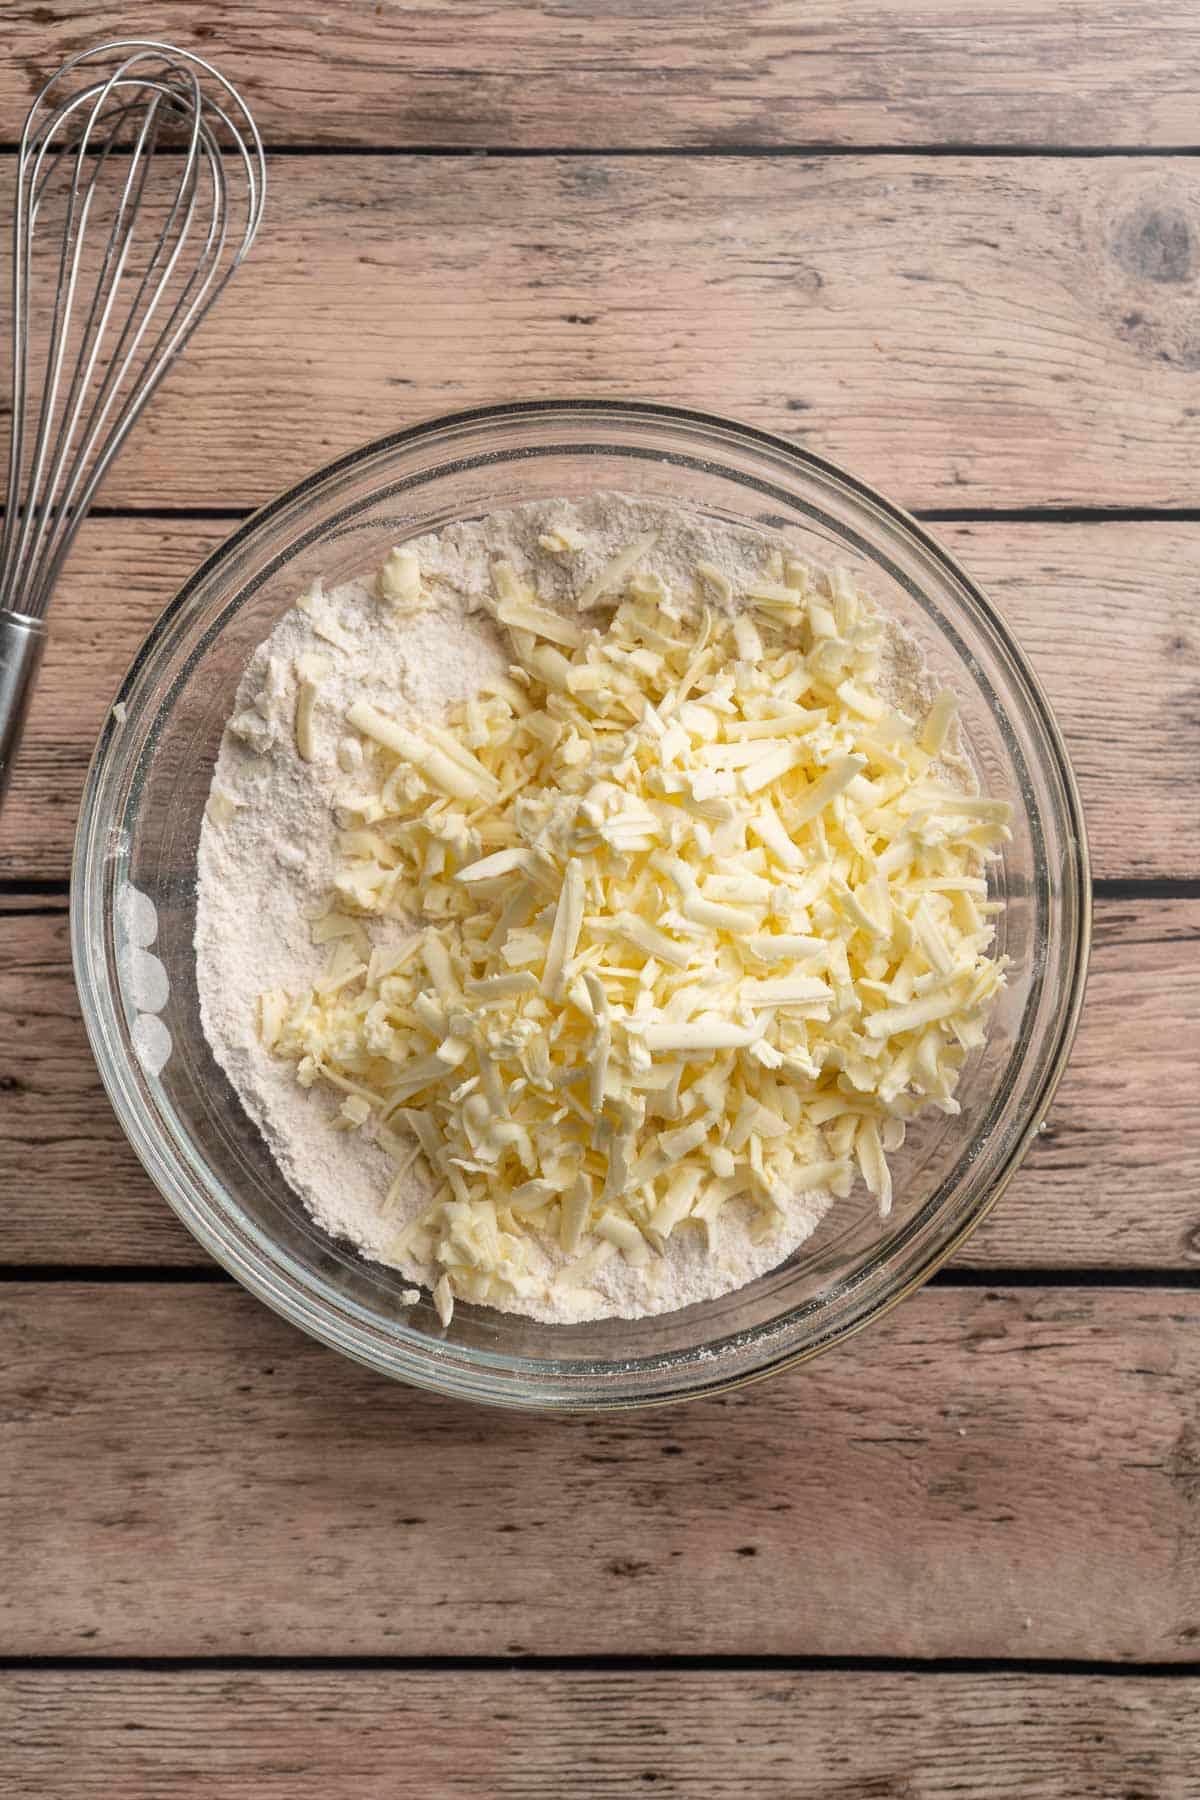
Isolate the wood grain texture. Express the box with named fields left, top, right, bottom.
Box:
left=1, top=895, right=1197, bottom=1270
left=2, top=0, right=1196, bottom=1752
left=7, top=1669, right=1200, bottom=1798
left=5, top=2, right=1200, bottom=149
left=7, top=156, right=1199, bottom=511
left=4, top=516, right=1198, bottom=882
left=2, top=1281, right=1198, bottom=1658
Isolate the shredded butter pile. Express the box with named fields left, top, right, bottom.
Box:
left=259, top=542, right=1010, bottom=1324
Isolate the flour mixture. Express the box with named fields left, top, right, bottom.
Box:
left=196, top=496, right=1009, bottom=1324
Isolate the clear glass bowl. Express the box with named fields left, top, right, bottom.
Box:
left=72, top=401, right=1090, bottom=1410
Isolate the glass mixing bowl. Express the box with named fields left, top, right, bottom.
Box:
left=72, top=401, right=1090, bottom=1410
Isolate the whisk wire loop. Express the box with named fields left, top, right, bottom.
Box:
left=0, top=40, right=265, bottom=622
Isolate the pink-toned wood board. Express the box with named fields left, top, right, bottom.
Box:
left=2, top=1280, right=1198, bottom=1660
left=5, top=2, right=1199, bottom=149
left=2, top=895, right=1196, bottom=1268
left=5, top=1669, right=1200, bottom=1799
left=4, top=516, right=1196, bottom=882
left=9, top=155, right=1200, bottom=512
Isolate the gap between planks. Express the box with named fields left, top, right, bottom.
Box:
left=1, top=1267, right=1198, bottom=1289
left=3, top=144, right=1200, bottom=160
left=9, top=505, right=1200, bottom=525
left=5, top=878, right=1197, bottom=907
left=4, top=1653, right=1200, bottom=1676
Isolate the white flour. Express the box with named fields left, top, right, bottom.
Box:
left=196, top=495, right=969, bottom=1323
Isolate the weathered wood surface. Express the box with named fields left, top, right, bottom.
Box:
left=3, top=1, right=1198, bottom=1753
left=5, top=2, right=1200, bottom=150
left=1, top=895, right=1197, bottom=1270
left=5, top=156, right=1199, bottom=512
left=7, top=1669, right=1200, bottom=1799
left=5, top=516, right=1197, bottom=883
left=2, top=1281, right=1196, bottom=1658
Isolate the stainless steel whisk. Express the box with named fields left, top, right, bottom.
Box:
left=0, top=39, right=264, bottom=805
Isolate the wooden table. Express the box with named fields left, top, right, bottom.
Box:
left=3, top=6, right=1198, bottom=1793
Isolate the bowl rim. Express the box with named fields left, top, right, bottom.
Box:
left=71, top=398, right=1092, bottom=1410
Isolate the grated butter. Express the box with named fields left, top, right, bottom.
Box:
left=257, top=535, right=1010, bottom=1324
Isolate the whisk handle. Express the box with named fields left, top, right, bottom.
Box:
left=0, top=609, right=48, bottom=812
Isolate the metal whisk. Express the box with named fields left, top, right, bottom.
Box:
left=0, top=39, right=264, bottom=806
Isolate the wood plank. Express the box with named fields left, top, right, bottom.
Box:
left=7, top=1669, right=1200, bottom=1798
left=1, top=910, right=1197, bottom=1272
left=1, top=1281, right=1197, bottom=1657
left=5, top=516, right=1198, bottom=882
left=5, top=3, right=1199, bottom=149
left=5, top=156, right=1199, bottom=511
